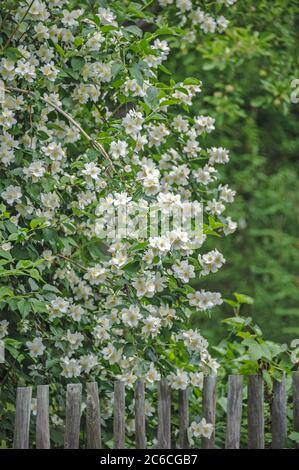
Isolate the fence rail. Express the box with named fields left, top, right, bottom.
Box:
left=11, top=372, right=299, bottom=449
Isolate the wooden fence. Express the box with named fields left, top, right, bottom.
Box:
left=12, top=372, right=299, bottom=449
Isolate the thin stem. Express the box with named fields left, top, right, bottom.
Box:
left=4, top=0, right=35, bottom=49
left=2, top=85, right=114, bottom=172
left=57, top=253, right=87, bottom=271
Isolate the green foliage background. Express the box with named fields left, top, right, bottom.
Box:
left=167, top=0, right=299, bottom=343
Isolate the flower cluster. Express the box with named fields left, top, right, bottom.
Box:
left=0, top=0, right=237, bottom=445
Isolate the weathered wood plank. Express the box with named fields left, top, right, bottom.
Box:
left=202, top=375, right=216, bottom=449
left=86, top=382, right=101, bottom=449
left=113, top=381, right=125, bottom=449
left=36, top=385, right=50, bottom=449
left=13, top=387, right=32, bottom=449
left=293, top=371, right=299, bottom=449
left=157, top=379, right=171, bottom=449
left=135, top=380, right=146, bottom=449
left=225, top=375, right=243, bottom=449
left=248, top=374, right=264, bottom=449
left=64, top=383, right=82, bottom=449
left=272, top=373, right=286, bottom=448
left=179, top=389, right=189, bottom=449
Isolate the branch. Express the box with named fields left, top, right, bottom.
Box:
left=57, top=253, right=87, bottom=271
left=4, top=0, right=35, bottom=49
left=3, top=85, right=114, bottom=173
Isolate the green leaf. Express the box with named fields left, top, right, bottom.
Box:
left=71, top=56, right=85, bottom=72
left=144, top=86, right=160, bottom=109
left=4, top=47, right=22, bottom=61
left=17, top=299, right=31, bottom=319
left=124, top=25, right=143, bottom=38
left=0, top=249, right=13, bottom=260
left=123, top=261, right=140, bottom=273
left=54, top=43, right=65, bottom=57
left=233, top=292, right=254, bottom=305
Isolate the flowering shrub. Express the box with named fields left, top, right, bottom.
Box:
left=0, top=0, right=237, bottom=446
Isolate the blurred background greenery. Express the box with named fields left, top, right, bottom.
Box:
left=168, top=0, right=299, bottom=343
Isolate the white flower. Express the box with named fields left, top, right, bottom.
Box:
left=41, top=62, right=58, bottom=81
left=176, top=0, right=192, bottom=13
left=0, top=319, right=9, bottom=339
left=168, top=369, right=189, bottom=390
left=84, top=264, right=107, bottom=285
left=194, top=115, right=215, bottom=134
left=190, top=372, right=204, bottom=389
left=187, top=290, right=223, bottom=311
left=149, top=235, right=171, bottom=254
left=41, top=192, right=60, bottom=210
left=201, top=15, right=217, bottom=34
left=173, top=260, right=195, bottom=283
left=26, top=337, right=45, bottom=358
left=23, top=161, right=46, bottom=180
left=79, top=354, right=98, bottom=373
left=208, top=147, right=230, bottom=164
left=110, top=140, right=128, bottom=159
left=94, top=62, right=112, bottom=82
left=1, top=185, right=22, bottom=205
left=48, top=297, right=70, bottom=320
left=179, top=329, right=209, bottom=352
left=206, top=199, right=225, bottom=216
left=121, top=305, right=141, bottom=327
left=85, top=32, right=105, bottom=51
left=0, top=109, right=17, bottom=128
left=65, top=330, right=84, bottom=350
left=69, top=305, right=85, bottom=322
left=148, top=124, right=170, bottom=148
left=61, top=357, right=82, bottom=378
left=189, top=418, right=213, bottom=439
left=217, top=15, right=229, bottom=32
left=223, top=216, right=238, bottom=235
left=42, top=250, right=55, bottom=267
left=1, top=242, right=12, bottom=252
left=145, top=364, right=161, bottom=384
left=61, top=9, right=83, bottom=27
left=198, top=249, right=226, bottom=275
left=142, top=315, right=161, bottom=336
left=42, top=141, right=66, bottom=161
left=172, top=115, right=189, bottom=133
left=102, top=343, right=122, bottom=364
left=218, top=184, right=236, bottom=203
left=97, top=7, right=117, bottom=26
left=82, top=162, right=101, bottom=180
left=122, top=110, right=144, bottom=138
left=124, top=79, right=145, bottom=98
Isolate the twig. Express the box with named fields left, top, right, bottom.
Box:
left=3, top=85, right=114, bottom=172
left=57, top=253, right=87, bottom=271
left=4, top=0, right=35, bottom=49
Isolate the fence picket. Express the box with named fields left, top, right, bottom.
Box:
left=86, top=382, right=101, bottom=449
left=13, top=387, right=32, bottom=449
left=293, top=371, right=299, bottom=449
left=10, top=374, right=297, bottom=449
left=135, top=380, right=146, bottom=449
left=225, top=375, right=243, bottom=449
left=202, top=375, right=216, bottom=449
left=248, top=374, right=264, bottom=449
left=272, top=373, right=286, bottom=449
left=113, top=381, right=125, bottom=449
left=64, top=383, right=82, bottom=449
left=36, top=385, right=50, bottom=449
left=158, top=379, right=171, bottom=449
left=179, top=389, right=189, bottom=449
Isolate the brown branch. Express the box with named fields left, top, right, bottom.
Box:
left=57, top=253, right=87, bottom=271
left=3, top=85, right=114, bottom=173
left=4, top=0, right=35, bottom=49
